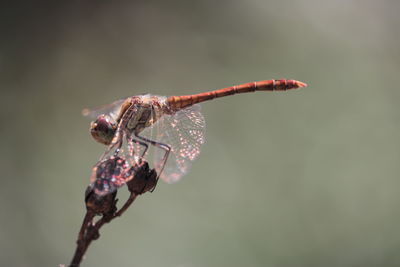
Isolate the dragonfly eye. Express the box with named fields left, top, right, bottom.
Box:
left=90, top=115, right=117, bottom=145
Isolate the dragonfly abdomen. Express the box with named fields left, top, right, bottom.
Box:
left=167, top=79, right=306, bottom=111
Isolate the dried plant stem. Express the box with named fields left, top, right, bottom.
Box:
left=69, top=162, right=157, bottom=267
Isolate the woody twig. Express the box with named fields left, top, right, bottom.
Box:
left=69, top=162, right=157, bottom=267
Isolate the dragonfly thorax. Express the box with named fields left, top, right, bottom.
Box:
left=122, top=95, right=168, bottom=134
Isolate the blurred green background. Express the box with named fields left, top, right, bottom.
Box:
left=1, top=1, right=400, bottom=266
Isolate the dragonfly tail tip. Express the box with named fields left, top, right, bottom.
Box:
left=295, top=80, right=307, bottom=88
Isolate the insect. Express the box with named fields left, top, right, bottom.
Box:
left=83, top=79, right=307, bottom=195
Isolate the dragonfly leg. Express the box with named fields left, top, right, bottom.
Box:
left=97, top=116, right=128, bottom=161
left=134, top=132, right=171, bottom=192
left=98, top=132, right=124, bottom=161
left=128, top=136, right=149, bottom=162
left=114, top=137, right=123, bottom=156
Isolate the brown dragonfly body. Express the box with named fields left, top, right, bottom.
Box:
left=167, top=79, right=306, bottom=111
left=85, top=79, right=307, bottom=195
left=112, top=79, right=306, bottom=135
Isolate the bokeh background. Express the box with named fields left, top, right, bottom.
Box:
left=1, top=1, right=400, bottom=266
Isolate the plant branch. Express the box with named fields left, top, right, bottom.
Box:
left=69, top=161, right=157, bottom=267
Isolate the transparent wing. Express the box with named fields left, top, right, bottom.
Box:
left=142, top=104, right=206, bottom=183
left=82, top=98, right=125, bottom=119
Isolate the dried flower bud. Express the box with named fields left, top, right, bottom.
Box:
left=126, top=162, right=158, bottom=195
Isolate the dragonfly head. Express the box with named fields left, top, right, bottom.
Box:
left=90, top=115, right=117, bottom=145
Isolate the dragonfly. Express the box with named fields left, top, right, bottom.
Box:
left=83, top=79, right=307, bottom=196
